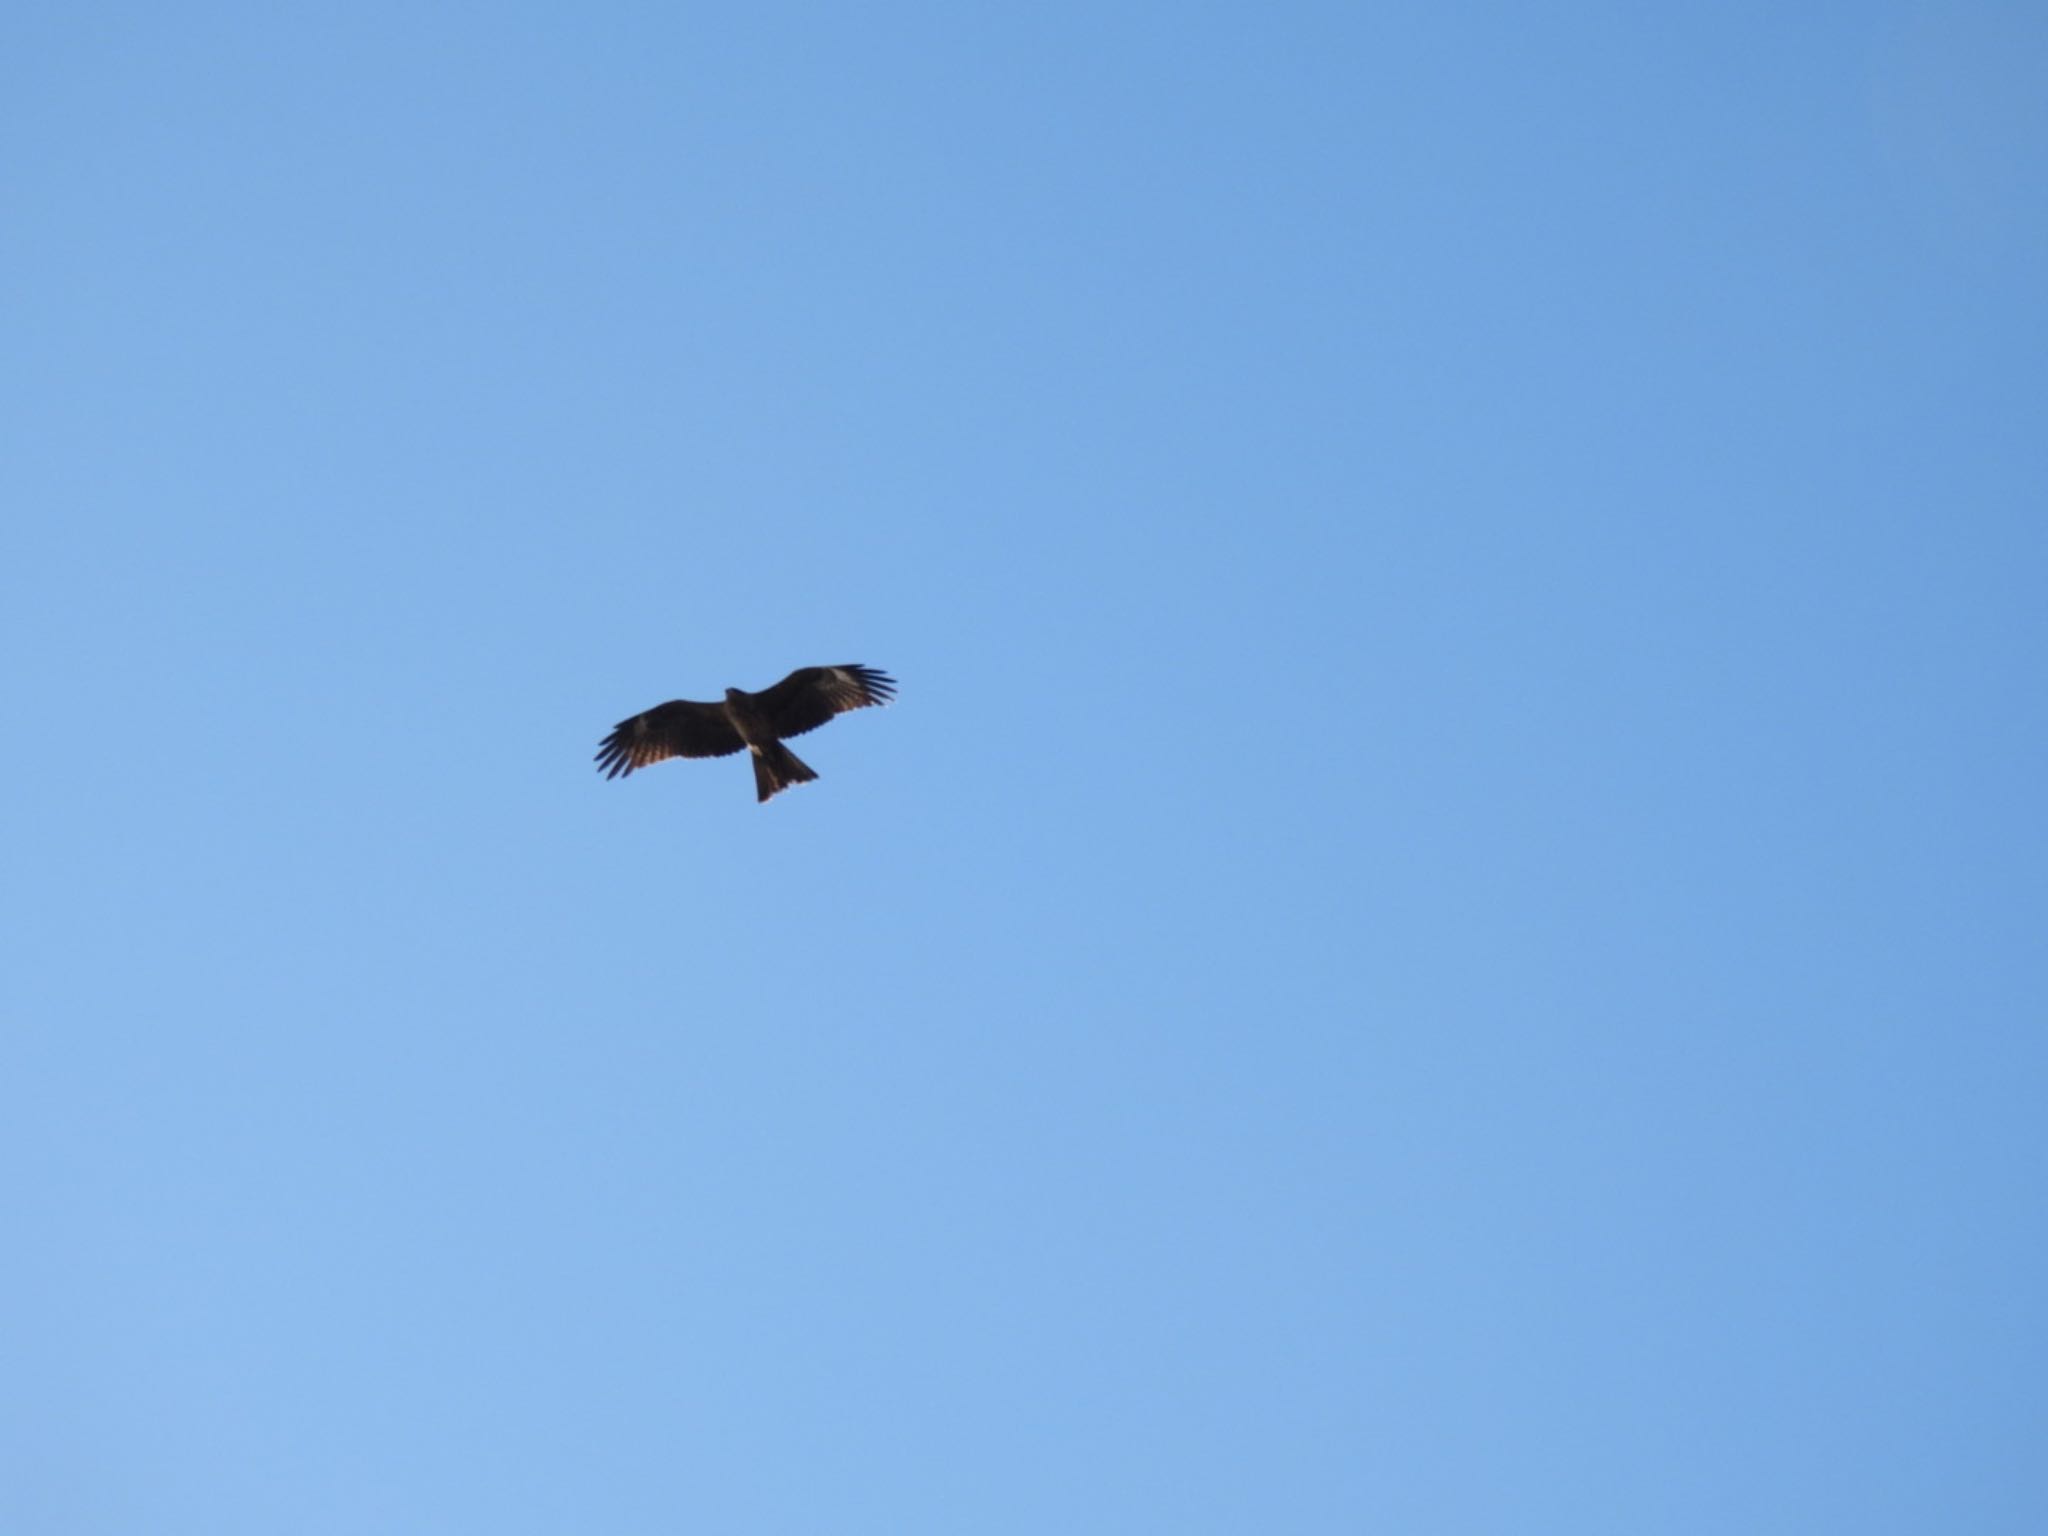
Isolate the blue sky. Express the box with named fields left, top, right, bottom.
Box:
left=5, top=2, right=2045, bottom=1531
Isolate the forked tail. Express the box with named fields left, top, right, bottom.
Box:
left=753, top=742, right=819, bottom=802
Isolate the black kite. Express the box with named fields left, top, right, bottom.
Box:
left=595, top=664, right=896, bottom=802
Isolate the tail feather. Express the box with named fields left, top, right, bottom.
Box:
left=753, top=742, right=819, bottom=802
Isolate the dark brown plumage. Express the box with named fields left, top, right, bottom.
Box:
left=594, top=664, right=896, bottom=802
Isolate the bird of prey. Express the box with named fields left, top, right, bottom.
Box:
left=594, top=664, right=896, bottom=803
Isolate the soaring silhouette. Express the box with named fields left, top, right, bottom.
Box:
left=595, top=665, right=896, bottom=802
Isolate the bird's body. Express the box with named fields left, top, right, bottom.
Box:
left=594, top=665, right=895, bottom=802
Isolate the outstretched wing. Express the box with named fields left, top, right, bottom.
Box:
left=594, top=699, right=744, bottom=779
left=752, top=664, right=897, bottom=740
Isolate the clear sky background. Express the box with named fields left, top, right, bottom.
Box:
left=5, top=3, right=2045, bottom=1531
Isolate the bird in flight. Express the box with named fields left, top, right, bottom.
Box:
left=595, top=664, right=896, bottom=803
